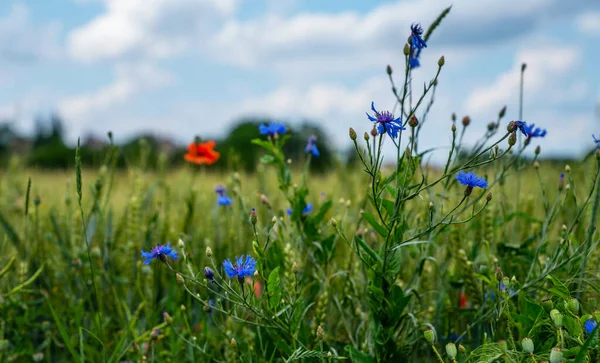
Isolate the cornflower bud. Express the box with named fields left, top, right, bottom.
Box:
left=508, top=132, right=517, bottom=146
left=498, top=106, right=506, bottom=118
left=250, top=208, right=257, bottom=225
left=403, top=43, right=410, bottom=55
left=451, top=124, right=456, bottom=132
left=176, top=273, right=185, bottom=285
left=409, top=115, right=419, bottom=128
left=349, top=128, right=357, bottom=141
left=206, top=246, right=213, bottom=258
left=486, top=192, right=492, bottom=202
left=535, top=145, right=541, bottom=155
left=386, top=65, right=393, bottom=75
left=204, top=267, right=214, bottom=282
left=438, top=56, right=445, bottom=67
left=364, top=132, right=370, bottom=141
left=462, top=116, right=471, bottom=127
left=163, top=312, right=173, bottom=324
left=178, top=239, right=185, bottom=249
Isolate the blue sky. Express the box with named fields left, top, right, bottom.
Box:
left=1, top=0, right=599, bottom=161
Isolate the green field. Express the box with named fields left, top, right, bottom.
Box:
left=2, top=135, right=600, bottom=362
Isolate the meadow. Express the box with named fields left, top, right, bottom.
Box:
left=2, top=8, right=600, bottom=363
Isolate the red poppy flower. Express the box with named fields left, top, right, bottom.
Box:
left=459, top=292, right=468, bottom=309
left=184, top=140, right=220, bottom=165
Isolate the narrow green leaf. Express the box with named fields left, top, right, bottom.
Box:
left=47, top=297, right=81, bottom=362
left=360, top=212, right=388, bottom=237
left=25, top=177, right=31, bottom=216
left=545, top=275, right=570, bottom=300
left=345, top=345, right=374, bottom=363
left=0, top=212, right=21, bottom=254
left=353, top=236, right=383, bottom=266
left=267, top=267, right=282, bottom=310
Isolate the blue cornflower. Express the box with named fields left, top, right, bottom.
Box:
left=484, top=289, right=496, bottom=302
left=141, top=243, right=178, bottom=264
left=499, top=280, right=506, bottom=292
left=593, top=134, right=600, bottom=148
left=584, top=319, right=597, bottom=334
left=514, top=121, right=546, bottom=138
left=522, top=123, right=546, bottom=138
left=456, top=171, right=488, bottom=189
left=215, top=185, right=232, bottom=206
left=410, top=23, right=427, bottom=50
left=409, top=48, right=421, bottom=69
left=223, top=255, right=257, bottom=281
left=204, top=267, right=214, bottom=282
left=287, top=203, right=313, bottom=216
left=305, top=135, right=320, bottom=156
left=259, top=122, right=287, bottom=137
left=366, top=102, right=405, bottom=138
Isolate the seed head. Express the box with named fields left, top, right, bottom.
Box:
left=317, top=325, right=325, bottom=341
left=521, top=338, right=534, bottom=354
left=446, top=343, right=457, bottom=359
left=549, top=347, right=562, bottom=363
left=567, top=298, right=580, bottom=315
left=424, top=329, right=436, bottom=344
left=550, top=309, right=563, bottom=328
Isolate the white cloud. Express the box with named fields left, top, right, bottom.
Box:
left=465, top=45, right=582, bottom=115
left=67, top=0, right=237, bottom=62
left=0, top=3, right=61, bottom=62
left=578, top=12, right=600, bottom=35
left=59, top=63, right=173, bottom=121
left=210, top=0, right=593, bottom=72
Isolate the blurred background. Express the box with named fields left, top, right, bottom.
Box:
left=0, top=0, right=599, bottom=171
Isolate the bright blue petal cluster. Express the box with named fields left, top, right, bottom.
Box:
left=514, top=121, right=546, bottom=138
left=215, top=185, right=232, bottom=206
left=259, top=122, right=287, bottom=136
left=593, top=134, right=600, bottom=148
left=456, top=171, right=488, bottom=189
left=585, top=319, right=597, bottom=334
left=366, top=102, right=405, bottom=138
left=141, top=243, right=178, bottom=264
left=287, top=203, right=313, bottom=216
left=409, top=23, right=427, bottom=69
left=305, top=135, right=320, bottom=156
left=223, top=255, right=257, bottom=280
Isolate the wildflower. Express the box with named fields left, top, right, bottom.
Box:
left=184, top=140, right=220, bottom=165
left=408, top=24, right=427, bottom=69
left=305, top=135, right=320, bottom=156
left=366, top=102, right=405, bottom=138
left=249, top=208, right=257, bottom=225
left=141, top=243, right=178, bottom=264
left=214, top=185, right=232, bottom=206
left=593, top=134, right=600, bottom=148
left=259, top=122, right=287, bottom=137
left=223, top=255, right=257, bottom=282
left=410, top=23, right=427, bottom=50
left=456, top=171, right=488, bottom=196
left=204, top=267, right=214, bottom=282
left=484, top=289, right=496, bottom=302
left=584, top=319, right=597, bottom=334
left=287, top=203, right=313, bottom=216
left=514, top=121, right=546, bottom=138
left=558, top=173, right=565, bottom=192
